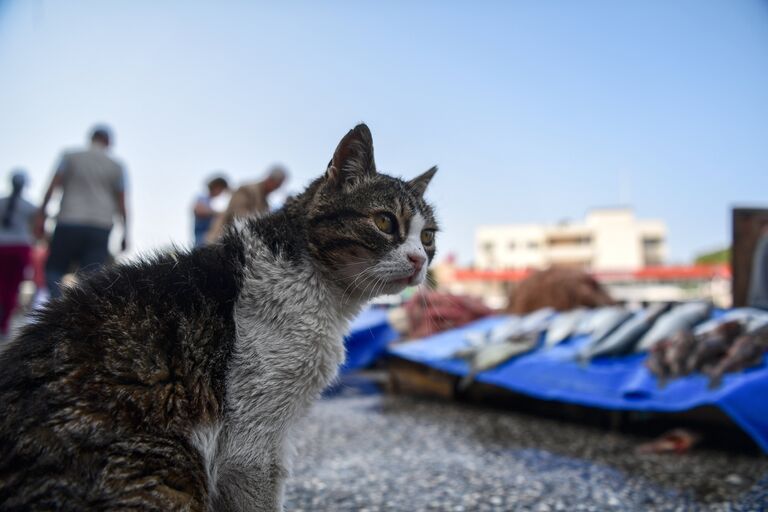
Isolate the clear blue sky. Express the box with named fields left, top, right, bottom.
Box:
left=1, top=1, right=767, bottom=264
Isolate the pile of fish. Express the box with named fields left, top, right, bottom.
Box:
left=576, top=302, right=711, bottom=362
left=452, top=308, right=555, bottom=389
left=646, top=310, right=768, bottom=388
left=443, top=303, right=768, bottom=390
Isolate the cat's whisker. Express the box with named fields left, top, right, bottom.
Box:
left=341, top=275, right=368, bottom=305
left=418, top=283, right=439, bottom=336
left=373, top=278, right=388, bottom=301
left=416, top=282, right=450, bottom=337
left=341, top=267, right=378, bottom=305
left=362, top=272, right=385, bottom=302
left=358, top=272, right=377, bottom=301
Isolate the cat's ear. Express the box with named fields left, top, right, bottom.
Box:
left=406, top=166, right=437, bottom=196
left=326, top=124, right=376, bottom=189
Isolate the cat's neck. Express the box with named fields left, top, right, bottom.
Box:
left=221, top=212, right=364, bottom=449
left=230, top=211, right=367, bottom=322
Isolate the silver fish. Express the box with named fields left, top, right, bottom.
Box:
left=544, top=308, right=587, bottom=347
left=580, top=304, right=670, bottom=361
left=458, top=334, right=540, bottom=389
left=473, top=336, right=540, bottom=372
left=635, top=302, right=711, bottom=352
left=518, top=307, right=556, bottom=334
left=453, top=308, right=554, bottom=361
left=459, top=317, right=520, bottom=355
left=462, top=308, right=553, bottom=349
left=584, top=306, right=632, bottom=346
left=574, top=309, right=598, bottom=336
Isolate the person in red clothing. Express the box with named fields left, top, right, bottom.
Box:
left=0, top=170, right=37, bottom=339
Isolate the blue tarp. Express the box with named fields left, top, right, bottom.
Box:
left=342, top=308, right=398, bottom=373
left=387, top=315, right=768, bottom=453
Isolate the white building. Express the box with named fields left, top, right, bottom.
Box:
left=475, top=208, right=667, bottom=272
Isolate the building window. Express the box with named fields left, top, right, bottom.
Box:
left=547, top=236, right=592, bottom=247
left=508, top=241, right=516, bottom=250
left=528, top=241, right=539, bottom=249
left=643, top=237, right=662, bottom=249
left=643, top=237, right=663, bottom=266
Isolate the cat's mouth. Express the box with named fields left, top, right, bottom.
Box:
left=388, top=270, right=422, bottom=287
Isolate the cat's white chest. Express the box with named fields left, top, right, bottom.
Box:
left=224, top=247, right=353, bottom=441
left=191, top=239, right=360, bottom=510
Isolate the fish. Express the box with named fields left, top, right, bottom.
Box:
left=645, top=337, right=673, bottom=386
left=465, top=308, right=552, bottom=347
left=472, top=335, right=540, bottom=372
left=458, top=334, right=540, bottom=390
left=453, top=309, right=553, bottom=360
left=451, top=344, right=483, bottom=360
left=635, top=302, right=711, bottom=352
left=706, top=324, right=768, bottom=388
left=694, top=308, right=768, bottom=337
left=663, top=329, right=698, bottom=377
left=544, top=308, right=587, bottom=347
left=456, top=316, right=523, bottom=358
left=574, top=309, right=598, bottom=336
left=646, top=329, right=700, bottom=386
left=686, top=320, right=743, bottom=374
left=585, top=306, right=633, bottom=345
left=580, top=303, right=671, bottom=361
left=635, top=428, right=702, bottom=455
left=518, top=307, right=556, bottom=335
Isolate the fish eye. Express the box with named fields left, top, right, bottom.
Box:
left=373, top=212, right=397, bottom=234
left=421, top=229, right=435, bottom=246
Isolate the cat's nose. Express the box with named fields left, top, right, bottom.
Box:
left=407, top=253, right=426, bottom=272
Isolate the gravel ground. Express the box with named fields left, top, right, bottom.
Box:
left=284, top=382, right=768, bottom=511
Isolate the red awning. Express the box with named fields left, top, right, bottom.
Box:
left=451, top=264, right=730, bottom=283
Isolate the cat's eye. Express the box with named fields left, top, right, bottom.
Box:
left=373, top=213, right=397, bottom=234
left=421, top=229, right=435, bottom=246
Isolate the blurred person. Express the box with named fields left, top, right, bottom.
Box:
left=35, top=125, right=128, bottom=298
left=205, top=165, right=287, bottom=243
left=192, top=174, right=230, bottom=247
left=0, top=170, right=37, bottom=339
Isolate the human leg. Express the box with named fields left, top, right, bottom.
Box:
left=78, top=226, right=112, bottom=276
left=45, top=224, right=81, bottom=298
left=0, top=246, right=31, bottom=335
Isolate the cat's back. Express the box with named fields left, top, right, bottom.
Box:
left=0, top=240, right=244, bottom=405
left=0, top=241, right=244, bottom=511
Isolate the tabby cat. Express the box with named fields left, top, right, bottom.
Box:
left=0, top=124, right=438, bottom=511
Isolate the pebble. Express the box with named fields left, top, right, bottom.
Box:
left=284, top=391, right=768, bottom=511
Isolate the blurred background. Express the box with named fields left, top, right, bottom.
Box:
left=2, top=1, right=767, bottom=266
left=2, top=1, right=768, bottom=510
